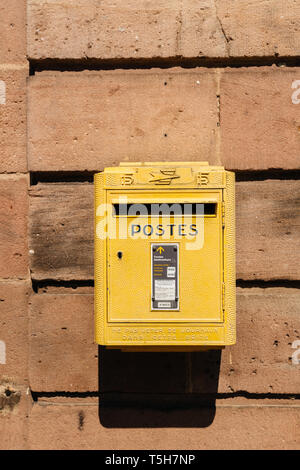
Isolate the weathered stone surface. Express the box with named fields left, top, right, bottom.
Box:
left=28, top=398, right=300, bottom=449
left=28, top=291, right=187, bottom=393
left=236, top=180, right=300, bottom=280
left=215, top=0, right=300, bottom=59
left=28, top=68, right=300, bottom=171
left=28, top=289, right=300, bottom=394
left=0, top=1, right=27, bottom=64
left=0, top=68, right=28, bottom=173
left=28, top=0, right=300, bottom=60
left=0, top=175, right=29, bottom=278
left=28, top=292, right=97, bottom=392
left=221, top=67, right=300, bottom=170
left=28, top=69, right=220, bottom=171
left=29, top=183, right=93, bottom=281
left=0, top=384, right=31, bottom=450
left=0, top=281, right=30, bottom=385
left=28, top=0, right=180, bottom=60
left=192, top=288, right=300, bottom=394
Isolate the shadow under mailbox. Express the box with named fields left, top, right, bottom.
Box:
left=98, top=346, right=221, bottom=428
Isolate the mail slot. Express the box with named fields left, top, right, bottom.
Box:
left=94, top=162, right=236, bottom=350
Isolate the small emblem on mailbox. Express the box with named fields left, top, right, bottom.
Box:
left=121, top=174, right=134, bottom=185
left=197, top=172, right=210, bottom=186
left=121, top=174, right=134, bottom=186
left=149, top=169, right=180, bottom=185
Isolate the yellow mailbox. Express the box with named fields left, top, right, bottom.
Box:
left=94, top=162, right=235, bottom=350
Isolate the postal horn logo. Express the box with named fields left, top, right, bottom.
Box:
left=149, top=169, right=180, bottom=185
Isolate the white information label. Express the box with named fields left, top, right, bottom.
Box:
left=152, top=243, right=179, bottom=310
left=167, top=267, right=176, bottom=278
left=154, top=280, right=176, bottom=301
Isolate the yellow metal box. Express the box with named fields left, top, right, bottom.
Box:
left=94, top=162, right=235, bottom=350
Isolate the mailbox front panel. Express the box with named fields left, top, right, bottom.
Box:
left=107, top=191, right=223, bottom=323
left=94, top=163, right=236, bottom=349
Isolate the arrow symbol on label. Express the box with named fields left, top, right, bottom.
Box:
left=156, top=246, right=165, bottom=254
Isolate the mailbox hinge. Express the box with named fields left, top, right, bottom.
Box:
left=222, top=282, right=226, bottom=311
left=222, top=203, right=225, bottom=228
